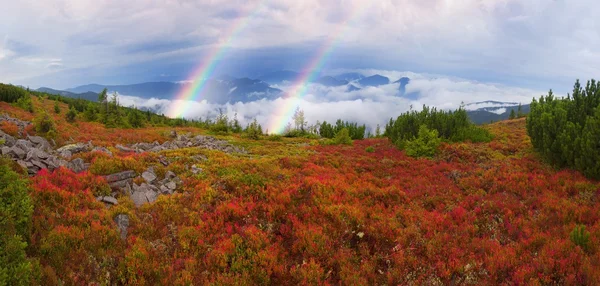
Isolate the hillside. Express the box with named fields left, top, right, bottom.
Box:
left=1, top=96, right=600, bottom=284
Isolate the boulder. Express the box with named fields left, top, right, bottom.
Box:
left=165, top=170, right=176, bottom=180
left=67, top=158, right=87, bottom=173
left=57, top=143, right=88, bottom=154
left=31, top=160, right=47, bottom=170
left=165, top=181, right=177, bottom=190
left=97, top=196, right=118, bottom=205
left=114, top=214, right=129, bottom=240
left=169, top=130, right=177, bottom=138
left=116, top=144, right=135, bottom=153
left=27, top=136, right=51, bottom=151
left=92, top=147, right=113, bottom=156
left=142, top=171, right=157, bottom=183
left=191, top=165, right=202, bottom=174
left=10, top=146, right=26, bottom=159
left=0, top=133, right=15, bottom=147
left=105, top=170, right=137, bottom=183
left=159, top=185, right=172, bottom=195
left=131, top=191, right=149, bottom=207
left=145, top=190, right=158, bottom=203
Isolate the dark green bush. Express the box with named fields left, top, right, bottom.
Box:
left=332, top=128, right=352, bottom=145
left=405, top=125, right=442, bottom=158
left=0, top=158, right=38, bottom=285
left=527, top=79, right=600, bottom=179
left=570, top=224, right=591, bottom=252
left=33, top=111, right=55, bottom=134
left=385, top=105, right=491, bottom=148
left=65, top=107, right=77, bottom=123
left=365, top=146, right=375, bottom=153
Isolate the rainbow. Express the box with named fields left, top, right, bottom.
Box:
left=267, top=6, right=367, bottom=134
left=168, top=1, right=264, bottom=118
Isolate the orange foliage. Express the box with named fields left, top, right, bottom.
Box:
left=0, top=121, right=19, bottom=137
left=20, top=116, right=600, bottom=284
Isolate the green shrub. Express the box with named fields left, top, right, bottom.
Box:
left=451, top=126, right=493, bottom=143
left=14, top=96, right=33, bottom=113
left=243, top=119, right=262, bottom=140
left=33, top=111, right=55, bottom=134
left=53, top=101, right=60, bottom=114
left=332, top=128, right=352, bottom=145
left=267, top=134, right=283, bottom=141
left=365, top=146, right=375, bottom=153
left=65, top=107, right=77, bottom=123
left=570, top=224, right=591, bottom=252
left=527, top=80, right=600, bottom=179
left=405, top=125, right=442, bottom=158
left=0, top=158, right=38, bottom=285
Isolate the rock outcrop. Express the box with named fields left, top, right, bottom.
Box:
left=0, top=113, right=32, bottom=137
left=121, top=133, right=247, bottom=154
left=103, top=167, right=183, bottom=207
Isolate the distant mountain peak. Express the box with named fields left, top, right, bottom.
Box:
left=358, top=74, right=390, bottom=87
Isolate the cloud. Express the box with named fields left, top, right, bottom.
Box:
left=0, top=0, right=597, bottom=91
left=114, top=70, right=541, bottom=133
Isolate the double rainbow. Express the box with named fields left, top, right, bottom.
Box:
left=167, top=1, right=264, bottom=118
left=267, top=6, right=367, bottom=134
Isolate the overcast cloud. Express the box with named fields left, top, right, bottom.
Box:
left=115, top=70, right=541, bottom=133
left=1, top=0, right=598, bottom=92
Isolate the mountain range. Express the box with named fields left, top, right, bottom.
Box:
left=35, top=72, right=528, bottom=124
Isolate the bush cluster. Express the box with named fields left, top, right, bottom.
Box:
left=527, top=79, right=600, bottom=179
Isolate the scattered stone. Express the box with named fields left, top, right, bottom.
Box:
left=67, top=158, right=87, bottom=173
left=142, top=170, right=157, bottom=183
left=131, top=190, right=149, bottom=207
left=56, top=143, right=90, bottom=155
left=191, top=165, right=202, bottom=175
left=114, top=214, right=129, bottom=240
left=165, top=170, right=176, bottom=179
left=104, top=170, right=137, bottom=189
left=97, top=196, right=118, bottom=205
left=92, top=146, right=113, bottom=156
left=116, top=144, right=135, bottom=153
left=10, top=146, right=26, bottom=159
left=165, top=181, right=177, bottom=190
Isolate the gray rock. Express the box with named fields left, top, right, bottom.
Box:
left=56, top=143, right=88, bottom=154
left=31, top=160, right=47, bottom=170
left=191, top=165, right=202, bottom=174
left=59, top=150, right=73, bottom=159
left=165, top=170, right=176, bottom=179
left=116, top=144, right=135, bottom=153
left=97, top=196, right=118, bottom=205
left=10, top=146, right=26, bottom=159
left=25, top=149, right=50, bottom=161
left=27, top=136, right=51, bottom=151
left=1, top=146, right=11, bottom=156
left=131, top=190, right=149, bottom=207
left=142, top=171, right=157, bottom=183
left=67, top=158, right=87, bottom=173
left=145, top=190, right=158, bottom=203
left=104, top=170, right=136, bottom=183
left=165, top=181, right=177, bottom=190
left=159, top=185, right=171, bottom=195
left=114, top=214, right=129, bottom=240
left=169, top=130, right=177, bottom=138
left=0, top=133, right=15, bottom=147
left=92, top=147, right=113, bottom=156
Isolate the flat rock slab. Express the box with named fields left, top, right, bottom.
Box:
left=142, top=171, right=157, bottom=183
left=97, top=196, right=118, bottom=205
left=104, top=170, right=137, bottom=183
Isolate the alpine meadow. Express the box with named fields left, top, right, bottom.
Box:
left=2, top=1, right=600, bottom=285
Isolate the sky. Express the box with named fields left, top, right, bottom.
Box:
left=1, top=0, right=598, bottom=91
left=1, top=0, right=599, bottom=131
